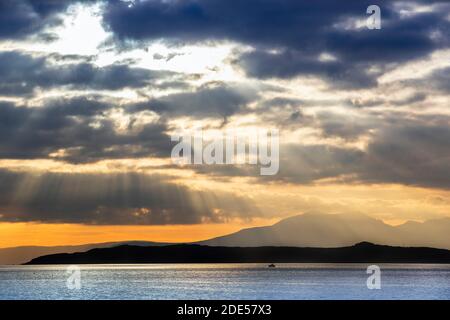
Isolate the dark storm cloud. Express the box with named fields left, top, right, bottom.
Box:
left=131, top=83, right=259, bottom=119
left=183, top=113, right=450, bottom=190
left=277, top=115, right=450, bottom=189
left=359, top=118, right=450, bottom=189
left=102, top=0, right=391, bottom=47
left=102, top=0, right=450, bottom=87
left=0, top=0, right=74, bottom=40
left=0, top=170, right=256, bottom=225
left=238, top=49, right=379, bottom=88
left=0, top=98, right=172, bottom=162
left=0, top=51, right=177, bottom=96
left=327, top=12, right=447, bottom=63
left=238, top=7, right=449, bottom=86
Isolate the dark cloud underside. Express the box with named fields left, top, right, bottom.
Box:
left=0, top=170, right=256, bottom=224
left=0, top=51, right=177, bottom=95
left=0, top=99, right=171, bottom=162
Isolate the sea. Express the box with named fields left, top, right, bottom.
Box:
left=1, top=264, right=449, bottom=300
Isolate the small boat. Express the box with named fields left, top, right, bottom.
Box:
left=268, top=263, right=276, bottom=268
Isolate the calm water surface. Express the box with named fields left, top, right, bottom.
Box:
left=1, top=264, right=449, bottom=300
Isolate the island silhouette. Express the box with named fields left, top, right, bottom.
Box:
left=25, top=242, right=450, bottom=264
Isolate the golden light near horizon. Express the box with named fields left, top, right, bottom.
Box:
left=0, top=218, right=281, bottom=248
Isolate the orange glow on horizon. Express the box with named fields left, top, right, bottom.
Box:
left=0, top=218, right=279, bottom=249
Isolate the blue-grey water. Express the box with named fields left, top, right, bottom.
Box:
left=1, top=264, right=449, bottom=300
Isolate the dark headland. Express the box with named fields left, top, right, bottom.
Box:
left=25, top=242, right=450, bottom=264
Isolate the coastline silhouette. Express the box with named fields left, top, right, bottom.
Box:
left=25, top=242, right=450, bottom=265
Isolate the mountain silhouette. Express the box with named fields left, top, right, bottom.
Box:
left=25, top=242, right=450, bottom=264
left=4, top=213, right=450, bottom=264
left=198, top=213, right=450, bottom=249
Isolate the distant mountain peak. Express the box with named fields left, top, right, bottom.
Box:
left=199, top=212, right=450, bottom=249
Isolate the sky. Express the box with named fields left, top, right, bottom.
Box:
left=0, top=0, right=449, bottom=248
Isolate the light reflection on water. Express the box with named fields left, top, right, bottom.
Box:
left=1, top=264, right=449, bottom=300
